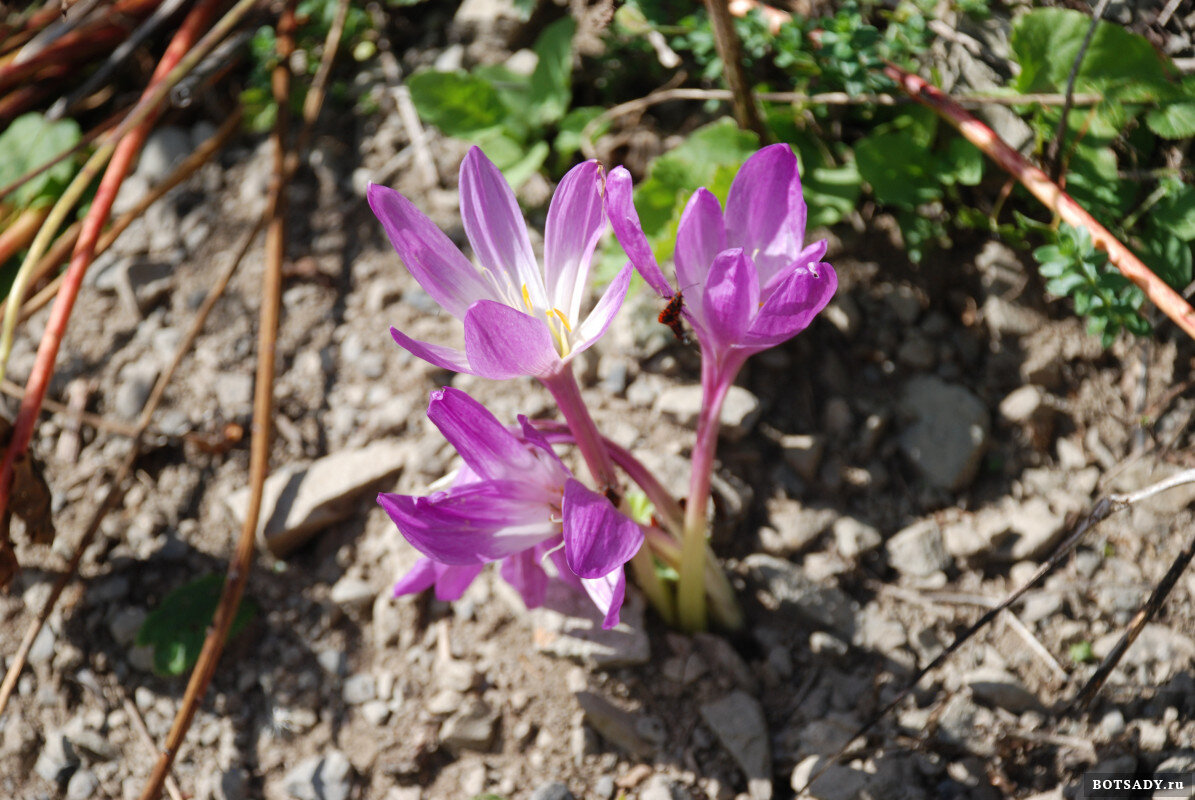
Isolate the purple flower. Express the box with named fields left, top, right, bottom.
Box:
left=367, top=147, right=632, bottom=380
left=607, top=143, right=838, bottom=378
left=380, top=387, right=643, bottom=628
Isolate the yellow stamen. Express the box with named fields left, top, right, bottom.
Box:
left=548, top=308, right=572, bottom=332
left=521, top=283, right=534, bottom=313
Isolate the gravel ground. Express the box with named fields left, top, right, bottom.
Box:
left=2, top=3, right=1195, bottom=800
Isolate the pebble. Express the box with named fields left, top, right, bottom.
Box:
left=65, top=768, right=98, bottom=800
left=593, top=775, right=616, bottom=799
left=886, top=520, right=950, bottom=577
left=108, top=607, right=147, bottom=647
left=284, top=751, right=353, bottom=800
left=1098, top=710, right=1126, bottom=739
left=574, top=690, right=654, bottom=758
left=832, top=516, right=882, bottom=559
left=742, top=554, right=857, bottom=637
left=999, top=385, right=1051, bottom=425
left=1093, top=624, right=1195, bottom=667
left=137, top=126, right=192, bottom=182
left=34, top=730, right=78, bottom=784
left=528, top=583, right=650, bottom=669
left=964, top=668, right=1042, bottom=713
left=529, top=781, right=576, bottom=800
left=67, top=729, right=119, bottom=761
left=654, top=385, right=761, bottom=440
left=438, top=699, right=498, bottom=752
left=113, top=362, right=159, bottom=420
left=226, top=440, right=409, bottom=556
left=329, top=577, right=375, bottom=611
left=762, top=500, right=837, bottom=556
left=899, top=376, right=990, bottom=491
left=780, top=434, right=824, bottom=482
left=700, top=692, right=773, bottom=800
left=790, top=755, right=870, bottom=800
left=822, top=294, right=861, bottom=338
left=361, top=700, right=390, bottom=726
left=694, top=633, right=759, bottom=694
left=211, top=766, right=249, bottom=800
left=342, top=673, right=376, bottom=705
left=639, top=774, right=685, bottom=800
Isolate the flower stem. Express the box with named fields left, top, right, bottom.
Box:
left=542, top=367, right=676, bottom=624
left=677, top=355, right=736, bottom=632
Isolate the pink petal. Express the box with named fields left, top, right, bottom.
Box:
left=674, top=188, right=726, bottom=295
left=368, top=183, right=494, bottom=318
left=462, top=300, right=562, bottom=379
left=389, top=327, right=473, bottom=374
left=500, top=550, right=549, bottom=609
left=744, top=262, right=838, bottom=348
left=701, top=249, right=760, bottom=352
left=428, top=387, right=542, bottom=481
left=392, top=558, right=438, bottom=597
left=606, top=167, right=673, bottom=298
left=378, top=482, right=558, bottom=565
left=433, top=563, right=484, bottom=601
left=724, top=144, right=808, bottom=288
left=582, top=569, right=626, bottom=630
left=544, top=160, right=605, bottom=323
left=560, top=479, right=644, bottom=579
left=571, top=264, right=632, bottom=358
left=459, top=147, right=547, bottom=309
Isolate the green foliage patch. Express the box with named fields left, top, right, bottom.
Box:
left=136, top=574, right=258, bottom=677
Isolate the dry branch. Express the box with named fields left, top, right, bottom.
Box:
left=885, top=63, right=1195, bottom=342
left=138, top=3, right=298, bottom=796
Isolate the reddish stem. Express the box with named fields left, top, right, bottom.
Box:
left=885, top=63, right=1195, bottom=341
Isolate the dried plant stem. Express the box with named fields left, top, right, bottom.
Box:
left=0, top=379, right=140, bottom=438
left=702, top=0, right=766, bottom=139
left=0, top=0, right=257, bottom=575
left=0, top=205, right=50, bottom=265
left=1047, top=0, right=1112, bottom=179
left=1, top=109, right=239, bottom=324
left=885, top=64, right=1195, bottom=341
left=0, top=213, right=258, bottom=720
left=139, top=4, right=297, bottom=796
left=579, top=87, right=1103, bottom=160
left=121, top=694, right=185, bottom=800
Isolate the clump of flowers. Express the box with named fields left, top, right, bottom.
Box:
left=369, top=143, right=836, bottom=631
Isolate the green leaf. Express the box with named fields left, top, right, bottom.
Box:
left=407, top=70, right=507, bottom=136
left=473, top=131, right=549, bottom=189
left=1139, top=223, right=1193, bottom=290
left=554, top=106, right=605, bottom=159
left=1065, top=144, right=1134, bottom=217
left=804, top=162, right=861, bottom=228
left=855, top=129, right=942, bottom=209
left=0, top=113, right=82, bottom=207
left=940, top=137, right=984, bottom=186
left=1010, top=8, right=1169, bottom=94
left=632, top=118, right=759, bottom=237
left=527, top=17, right=576, bottom=126
left=1146, top=100, right=1195, bottom=140
left=1153, top=181, right=1195, bottom=242
left=136, top=574, right=257, bottom=677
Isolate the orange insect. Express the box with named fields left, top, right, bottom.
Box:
left=658, top=290, right=690, bottom=343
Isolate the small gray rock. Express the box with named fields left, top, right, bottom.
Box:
left=34, top=731, right=78, bottom=784
left=790, top=755, right=870, bottom=800
left=833, top=517, right=881, bottom=559
left=574, top=690, right=654, bottom=758
left=743, top=554, right=857, bottom=637
left=701, top=691, right=773, bottom=800
left=66, top=768, right=98, bottom=800
left=529, top=781, right=576, bottom=800
left=655, top=385, right=760, bottom=440
left=342, top=673, right=376, bottom=705
left=639, top=775, right=685, bottom=800
left=438, top=699, right=498, bottom=752
left=283, top=751, right=352, bottom=800
left=780, top=434, right=824, bottom=481
left=108, top=607, right=147, bottom=647
left=527, top=583, right=649, bottom=669
left=886, top=520, right=950, bottom=577
left=137, top=127, right=192, bottom=182
left=899, top=376, right=990, bottom=491
left=965, top=668, right=1042, bottom=713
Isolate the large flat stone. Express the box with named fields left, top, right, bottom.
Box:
left=226, top=440, right=408, bottom=555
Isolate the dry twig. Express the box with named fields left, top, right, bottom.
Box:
left=885, top=63, right=1195, bottom=342
left=139, top=3, right=298, bottom=796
